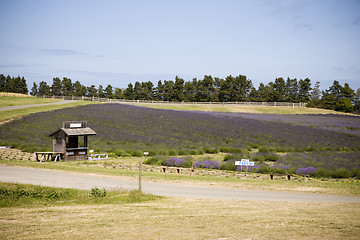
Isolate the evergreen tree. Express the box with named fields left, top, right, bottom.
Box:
left=184, top=80, right=196, bottom=102
left=30, top=82, right=38, bottom=96
left=310, top=81, right=321, bottom=101
left=284, top=78, right=299, bottom=102
left=298, top=78, right=312, bottom=102
left=257, top=83, right=271, bottom=101
left=51, top=77, right=62, bottom=96
left=123, top=83, right=135, bottom=100
left=73, top=81, right=86, bottom=96
left=354, top=88, right=360, bottom=113
left=104, top=84, right=114, bottom=98
left=306, top=81, right=321, bottom=108
left=0, top=74, right=5, bottom=91
left=154, top=80, right=164, bottom=100
left=87, top=85, right=97, bottom=97
left=271, top=77, right=286, bottom=102
left=341, top=83, right=354, bottom=100
left=174, top=76, right=185, bottom=101
left=38, top=81, right=51, bottom=96
left=61, top=77, right=73, bottom=96
left=114, top=88, right=123, bottom=99
left=249, top=87, right=260, bottom=101
left=98, top=85, right=105, bottom=98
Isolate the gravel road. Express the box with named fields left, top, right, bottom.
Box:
left=0, top=100, right=77, bottom=111
left=1, top=165, right=359, bottom=203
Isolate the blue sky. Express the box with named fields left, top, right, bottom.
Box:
left=1, top=0, right=359, bottom=91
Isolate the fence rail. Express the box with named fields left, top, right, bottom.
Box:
left=37, top=95, right=306, bottom=107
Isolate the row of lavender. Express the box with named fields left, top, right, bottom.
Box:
left=1, top=104, right=359, bottom=153
left=0, top=104, right=359, bottom=174
left=161, top=157, right=360, bottom=179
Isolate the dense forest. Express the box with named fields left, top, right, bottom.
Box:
left=1, top=73, right=359, bottom=113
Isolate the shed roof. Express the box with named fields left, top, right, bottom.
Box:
left=50, top=127, right=97, bottom=137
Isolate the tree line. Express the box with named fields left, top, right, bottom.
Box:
left=1, top=73, right=359, bottom=113
left=0, top=74, right=28, bottom=94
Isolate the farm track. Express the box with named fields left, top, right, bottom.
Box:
left=1, top=165, right=360, bottom=202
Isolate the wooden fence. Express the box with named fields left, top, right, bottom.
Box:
left=38, top=95, right=307, bottom=107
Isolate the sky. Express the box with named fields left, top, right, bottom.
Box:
left=1, top=0, right=360, bottom=91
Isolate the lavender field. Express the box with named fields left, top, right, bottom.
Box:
left=1, top=103, right=359, bottom=170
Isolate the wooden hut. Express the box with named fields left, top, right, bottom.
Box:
left=49, top=121, right=97, bottom=160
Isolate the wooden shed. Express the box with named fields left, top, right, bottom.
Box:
left=49, top=121, right=97, bottom=160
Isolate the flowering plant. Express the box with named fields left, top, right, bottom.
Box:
left=295, top=167, right=317, bottom=176
left=166, top=157, right=186, bottom=167
left=193, top=160, right=220, bottom=169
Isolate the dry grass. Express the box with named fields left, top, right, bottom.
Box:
left=1, top=197, right=359, bottom=239
left=134, top=102, right=348, bottom=115
left=0, top=92, right=32, bottom=97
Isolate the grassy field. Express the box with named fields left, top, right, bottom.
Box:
left=1, top=188, right=359, bottom=239
left=133, top=102, right=347, bottom=114
left=1, top=96, right=360, bottom=239
left=0, top=95, right=61, bottom=108
left=0, top=100, right=97, bottom=123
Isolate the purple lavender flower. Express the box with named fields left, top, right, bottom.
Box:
left=193, top=160, right=220, bottom=169
left=167, top=157, right=186, bottom=167
left=295, top=167, right=317, bottom=176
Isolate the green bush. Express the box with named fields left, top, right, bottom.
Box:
left=264, top=153, right=279, bottom=161
left=220, top=161, right=237, bottom=171
left=91, top=187, right=107, bottom=197
left=204, top=147, right=219, bottom=154
left=144, top=156, right=167, bottom=166
left=335, top=98, right=354, bottom=113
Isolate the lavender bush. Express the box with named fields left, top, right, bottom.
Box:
left=166, top=157, right=186, bottom=167
left=193, top=160, right=220, bottom=169
left=0, top=103, right=359, bottom=175
left=295, top=167, right=317, bottom=176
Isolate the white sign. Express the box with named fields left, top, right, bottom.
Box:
left=235, top=159, right=254, bottom=166
left=70, top=123, right=82, bottom=128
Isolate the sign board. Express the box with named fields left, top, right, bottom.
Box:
left=70, top=123, right=82, bottom=128
left=235, top=159, right=254, bottom=166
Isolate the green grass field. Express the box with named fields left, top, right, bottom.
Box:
left=0, top=99, right=97, bottom=123
left=0, top=95, right=61, bottom=107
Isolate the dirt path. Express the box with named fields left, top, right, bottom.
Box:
left=1, top=165, right=359, bottom=203
left=0, top=100, right=77, bottom=111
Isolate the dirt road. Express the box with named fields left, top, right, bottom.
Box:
left=0, top=100, right=77, bottom=111
left=1, top=165, right=359, bottom=202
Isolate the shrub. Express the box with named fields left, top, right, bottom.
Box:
left=204, top=147, right=219, bottom=154
left=91, top=187, right=107, bottom=197
left=333, top=168, right=351, bottom=178
left=264, top=153, right=280, bottom=162
left=220, top=161, right=237, bottom=171
left=144, top=156, right=167, bottom=166
left=193, top=160, right=220, bottom=169
left=335, top=98, right=354, bottom=113
left=295, top=167, right=317, bottom=176
left=166, top=158, right=185, bottom=167
left=166, top=157, right=193, bottom=168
